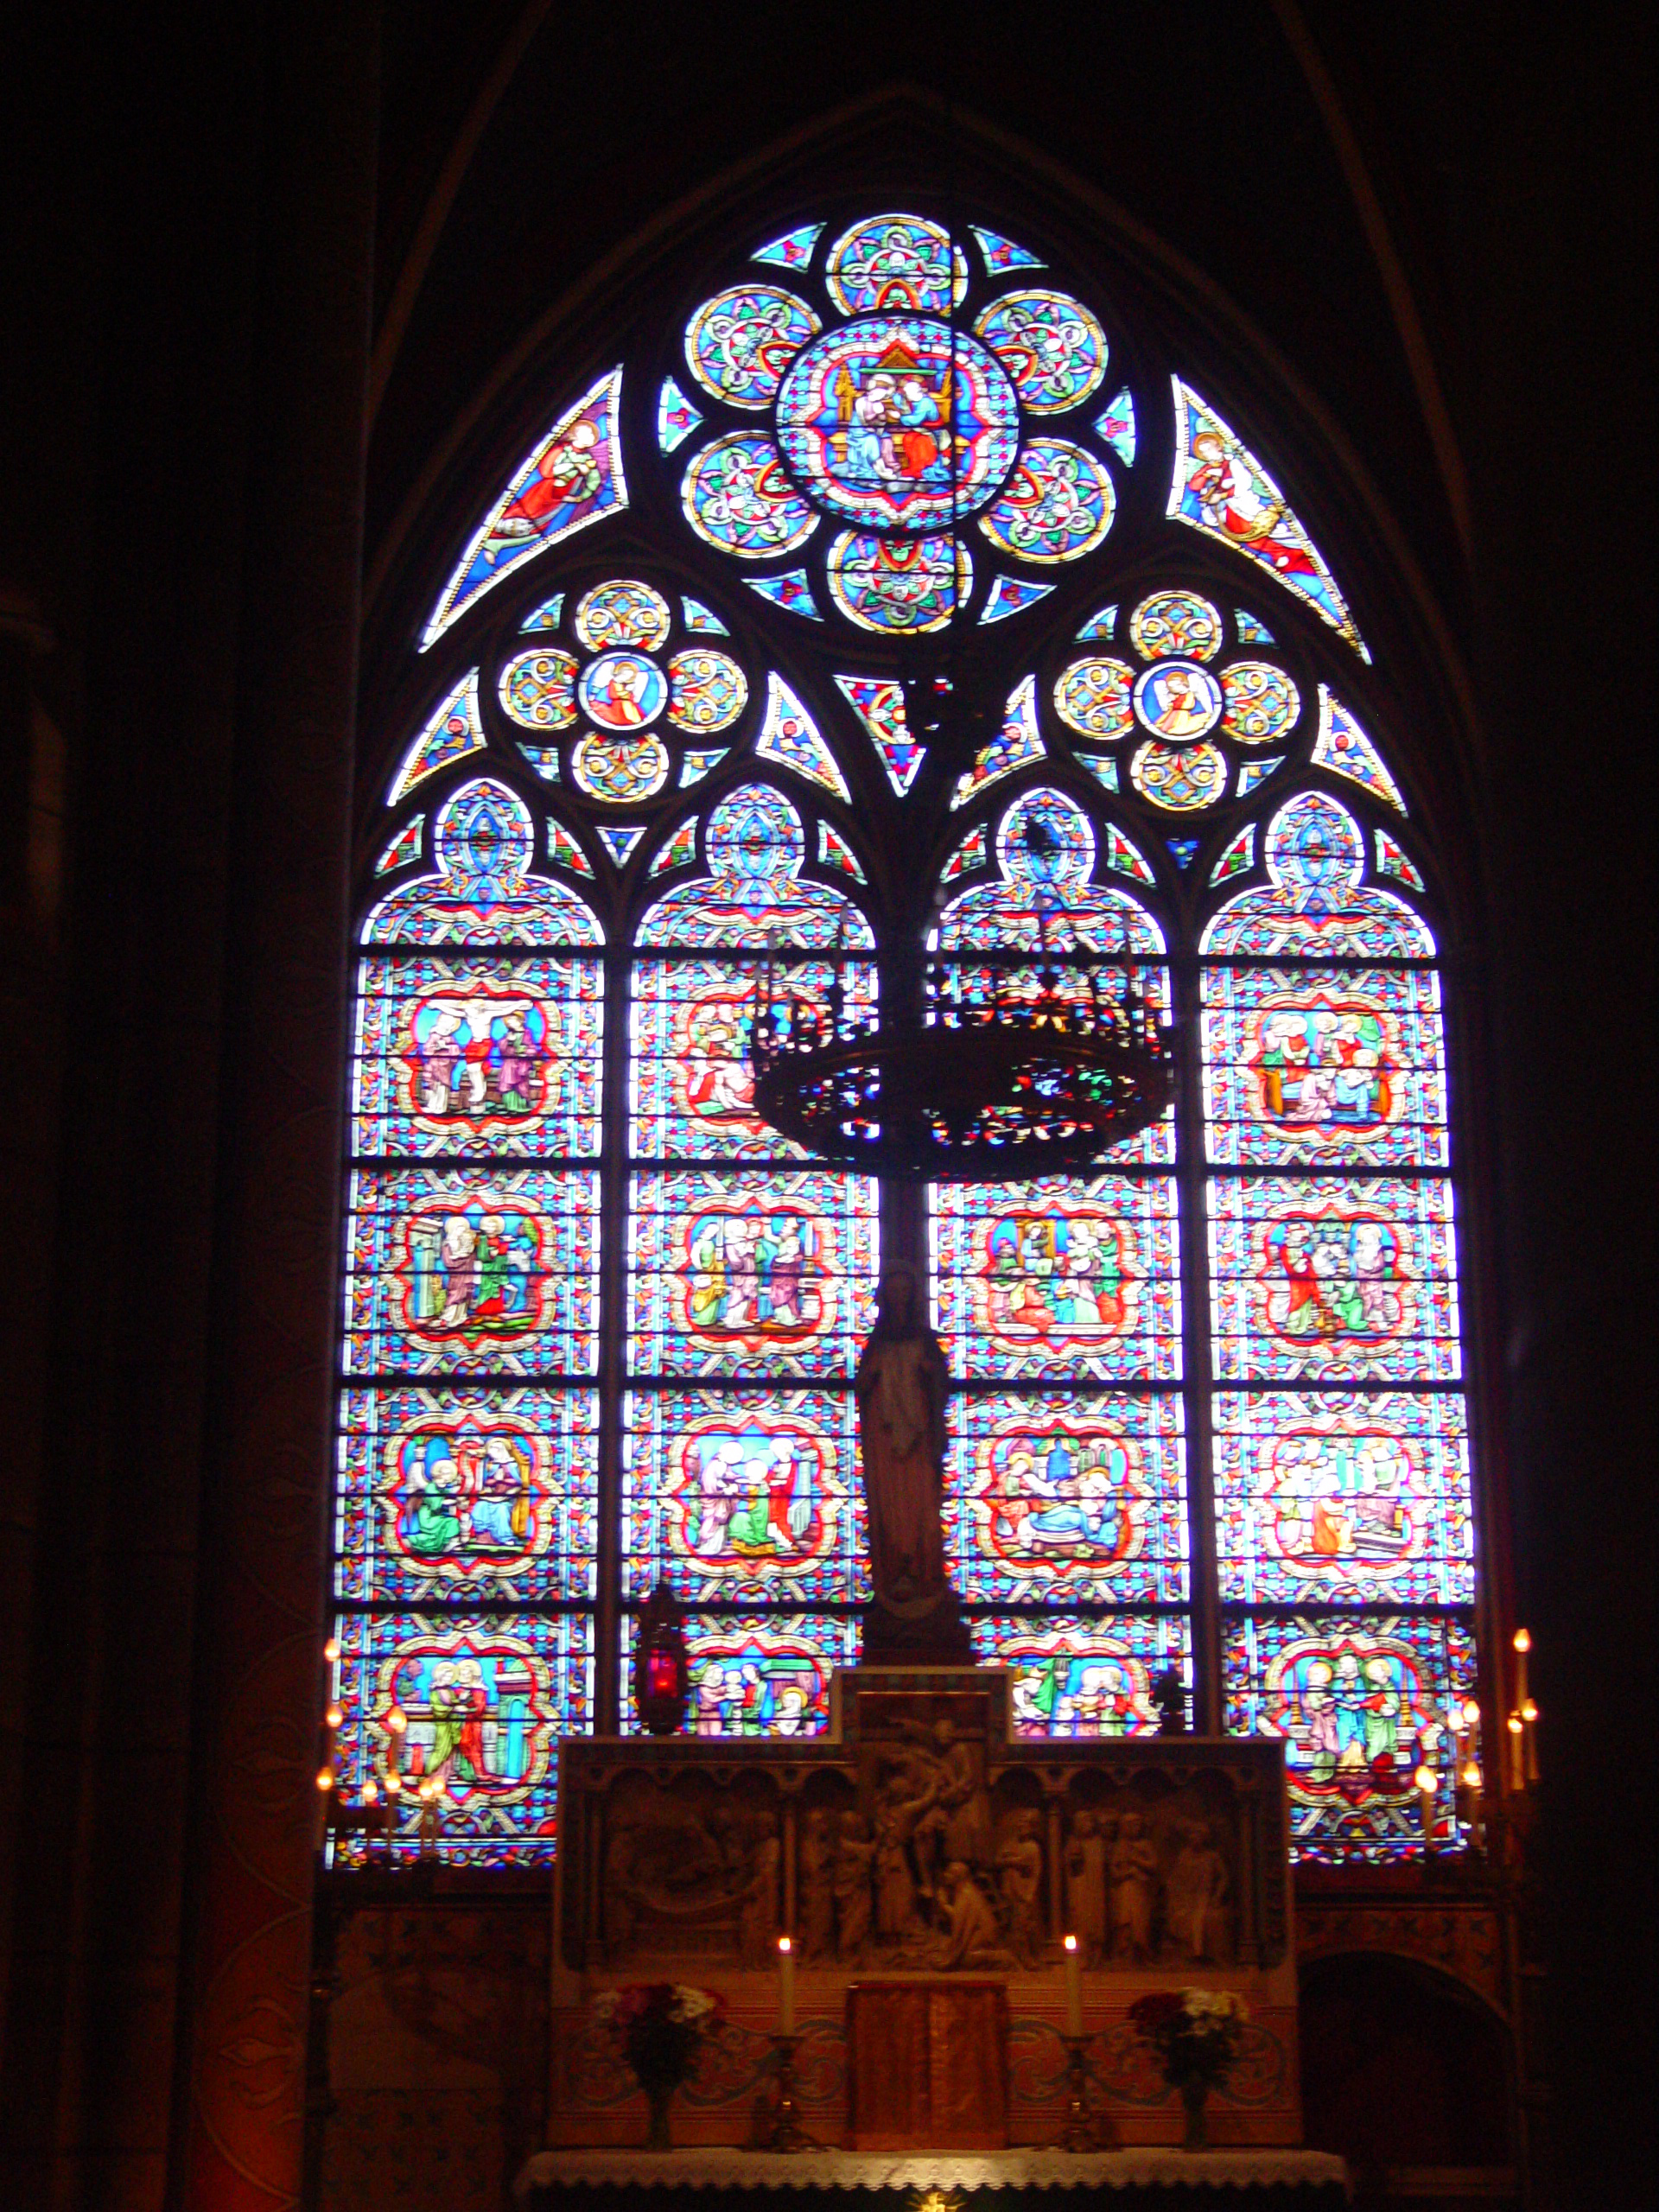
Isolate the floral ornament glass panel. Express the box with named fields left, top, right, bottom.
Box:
left=826, top=531, right=970, bottom=632
left=575, top=579, right=672, bottom=652
left=978, top=438, right=1113, bottom=563
left=685, top=285, right=820, bottom=409
left=824, top=213, right=969, bottom=315
left=621, top=1613, right=858, bottom=1737
left=335, top=1383, right=601, bottom=1604
left=572, top=733, right=671, bottom=804
left=636, top=783, right=873, bottom=952
left=1313, top=689, right=1406, bottom=812
left=1129, top=589, right=1224, bottom=662
left=972, top=1617, right=1189, bottom=1738
left=945, top=1389, right=1188, bottom=1604
left=1224, top=1613, right=1475, bottom=1861
left=1201, top=791, right=1433, bottom=962
left=1054, top=656, right=1135, bottom=742
left=1131, top=740, right=1227, bottom=810
left=365, top=779, right=605, bottom=948
left=1212, top=1389, right=1473, bottom=1607
left=621, top=1386, right=868, bottom=1603
left=388, top=671, right=486, bottom=804
left=683, top=431, right=817, bottom=557
left=775, top=315, right=1019, bottom=532
left=975, top=290, right=1109, bottom=413
left=1222, top=662, right=1300, bottom=744
left=500, top=649, right=580, bottom=732
left=666, top=650, right=747, bottom=734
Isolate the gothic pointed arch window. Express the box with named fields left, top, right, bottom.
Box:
left=332, top=200, right=1479, bottom=1866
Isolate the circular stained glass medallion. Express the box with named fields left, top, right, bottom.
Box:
left=978, top=438, right=1115, bottom=563
left=1129, top=589, right=1223, bottom=662
left=499, top=648, right=579, bottom=729
left=826, top=531, right=972, bottom=633
left=572, top=731, right=671, bottom=804
left=1221, top=660, right=1301, bottom=744
left=683, top=431, right=817, bottom=558
left=1054, top=656, right=1135, bottom=741
left=974, top=290, right=1108, bottom=413
left=577, top=650, right=668, bottom=730
left=1130, top=739, right=1227, bottom=810
left=574, top=579, right=671, bottom=653
left=1133, top=660, right=1224, bottom=741
left=773, top=315, right=1019, bottom=533
left=667, top=649, right=748, bottom=733
left=685, top=285, right=820, bottom=410
left=824, top=213, right=969, bottom=315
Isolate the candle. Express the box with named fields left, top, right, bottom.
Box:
left=1413, top=1764, right=1438, bottom=1853
left=1512, top=1628, right=1530, bottom=1713
left=1521, top=1696, right=1541, bottom=1783
left=1507, top=1711, right=1525, bottom=1792
left=1063, top=1932, right=1084, bottom=2037
left=777, top=1934, right=796, bottom=2035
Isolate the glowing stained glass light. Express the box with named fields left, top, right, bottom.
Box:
left=833, top=676, right=925, bottom=796
left=817, top=820, right=865, bottom=881
left=1237, top=756, right=1283, bottom=798
left=1103, top=823, right=1156, bottom=885
left=1222, top=662, right=1301, bottom=745
left=522, top=593, right=565, bottom=632
left=657, top=378, right=702, bottom=454
left=1235, top=609, right=1276, bottom=645
left=1201, top=791, right=1433, bottom=961
left=387, top=671, right=485, bottom=805
left=824, top=213, right=969, bottom=315
left=973, top=1617, right=1189, bottom=1738
left=1054, top=656, right=1135, bottom=742
left=975, top=290, right=1108, bottom=414
left=756, top=673, right=849, bottom=801
left=979, top=575, right=1055, bottom=624
left=422, top=368, right=626, bottom=649
left=938, top=785, right=1167, bottom=958
left=1076, top=604, right=1117, bottom=641
left=1169, top=378, right=1367, bottom=658
left=683, top=431, right=817, bottom=558
left=365, top=779, right=603, bottom=948
left=1210, top=823, right=1255, bottom=887
left=685, top=285, right=820, bottom=410
left=745, top=570, right=821, bottom=620
left=978, top=438, right=1114, bottom=563
left=753, top=223, right=824, bottom=271
left=1375, top=827, right=1425, bottom=892
left=970, top=225, right=1045, bottom=274
left=950, top=674, right=1046, bottom=809
left=1077, top=756, right=1119, bottom=794
left=681, top=597, right=728, bottom=636
left=1313, top=690, right=1407, bottom=813
left=636, top=783, right=873, bottom=953
left=376, top=817, right=423, bottom=875
left=595, top=823, right=647, bottom=867
left=827, top=532, right=969, bottom=633
left=621, top=1612, right=858, bottom=1736
left=649, top=819, right=699, bottom=877
left=1096, top=388, right=1137, bottom=466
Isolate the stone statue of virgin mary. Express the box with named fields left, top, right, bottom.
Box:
left=855, top=1268, right=971, bottom=1663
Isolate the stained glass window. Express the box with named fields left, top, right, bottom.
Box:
left=337, top=204, right=1484, bottom=1869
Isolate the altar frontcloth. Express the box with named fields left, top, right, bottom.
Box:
left=514, top=2147, right=1351, bottom=2199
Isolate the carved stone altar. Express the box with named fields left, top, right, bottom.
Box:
left=549, top=1669, right=1301, bottom=2149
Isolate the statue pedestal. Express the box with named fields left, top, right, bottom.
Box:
left=861, top=1589, right=973, bottom=1667
left=549, top=1668, right=1300, bottom=2151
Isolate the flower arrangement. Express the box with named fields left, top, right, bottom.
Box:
left=592, top=1984, right=727, bottom=2148
left=1127, top=1987, right=1250, bottom=2149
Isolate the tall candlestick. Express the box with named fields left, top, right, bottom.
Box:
left=777, top=1935, right=796, bottom=2035
left=1512, top=1628, right=1530, bottom=1712
left=1507, top=1711, right=1524, bottom=1792
left=1063, top=1932, right=1084, bottom=2037
left=1521, top=1697, right=1541, bottom=1783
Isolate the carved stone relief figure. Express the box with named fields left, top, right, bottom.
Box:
left=834, top=1809, right=875, bottom=1959
left=737, top=1829, right=781, bottom=1967
left=930, top=1861, right=1014, bottom=1971
left=1165, top=1818, right=1231, bottom=1963
left=1109, top=1809, right=1160, bottom=1962
left=1063, top=1808, right=1109, bottom=1967
left=798, top=1804, right=836, bottom=1961
left=995, top=1809, right=1046, bottom=1967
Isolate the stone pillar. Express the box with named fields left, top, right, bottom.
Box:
left=170, top=11, right=379, bottom=2209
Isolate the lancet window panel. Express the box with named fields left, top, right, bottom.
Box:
left=971, top=1616, right=1193, bottom=1739
left=620, top=1612, right=861, bottom=1738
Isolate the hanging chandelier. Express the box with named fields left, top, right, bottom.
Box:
left=750, top=810, right=1175, bottom=1179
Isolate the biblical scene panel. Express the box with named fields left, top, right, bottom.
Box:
left=1201, top=965, right=1447, bottom=1168
left=334, top=1385, right=599, bottom=1604
left=342, top=1167, right=601, bottom=1376
left=628, top=1168, right=877, bottom=1378
left=622, top=1387, right=868, bottom=1602
left=944, top=1389, right=1187, bottom=1603
left=1212, top=1389, right=1472, bottom=1606
left=931, top=1174, right=1181, bottom=1381
left=630, top=955, right=878, bottom=1160
left=1208, top=1174, right=1460, bottom=1382
left=353, top=952, right=603, bottom=1159
left=970, top=1616, right=1191, bottom=1738
left=330, top=1610, right=593, bottom=1866
left=619, top=1611, right=860, bottom=1737
left=1223, top=1613, right=1477, bottom=1862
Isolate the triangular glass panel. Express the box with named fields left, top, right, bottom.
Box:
left=970, top=226, right=1045, bottom=273
left=1166, top=837, right=1200, bottom=869
left=833, top=675, right=925, bottom=796
left=1375, top=826, right=1426, bottom=892
left=1076, top=603, right=1117, bottom=641
left=387, top=670, right=485, bottom=804
left=649, top=819, right=699, bottom=876
left=1235, top=608, right=1275, bottom=645
left=1103, top=823, right=1156, bottom=885
left=745, top=569, right=822, bottom=620
left=950, top=675, right=1046, bottom=809
left=753, top=223, right=823, bottom=270
left=422, top=367, right=626, bottom=648
left=521, top=593, right=565, bottom=632
left=517, top=744, right=561, bottom=781
left=374, top=816, right=423, bottom=875
left=817, top=821, right=866, bottom=881
left=939, top=821, right=988, bottom=885
left=658, top=377, right=703, bottom=454
left=1170, top=378, right=1366, bottom=658
left=757, top=673, right=849, bottom=799
left=1096, top=387, right=1137, bottom=466
left=679, top=748, right=728, bottom=788
left=546, top=820, right=594, bottom=876
left=1209, top=823, right=1255, bottom=887
left=979, top=574, right=1056, bottom=625
left=1077, top=755, right=1120, bottom=794
left=1236, top=754, right=1283, bottom=798
left=681, top=596, right=728, bottom=636
left=1313, top=688, right=1406, bottom=812
left=595, top=823, right=647, bottom=866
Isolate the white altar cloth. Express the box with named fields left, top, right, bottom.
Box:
left=514, top=2147, right=1351, bottom=2196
